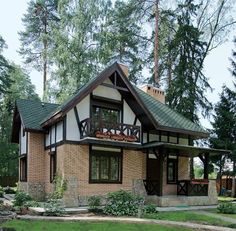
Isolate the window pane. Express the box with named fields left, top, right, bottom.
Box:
left=91, top=156, right=100, bottom=180
left=100, top=156, right=109, bottom=180
left=110, top=156, right=119, bottom=180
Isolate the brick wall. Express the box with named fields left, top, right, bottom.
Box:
left=56, top=144, right=146, bottom=206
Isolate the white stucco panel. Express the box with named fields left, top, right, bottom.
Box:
left=56, top=121, right=63, bottom=142
left=51, top=125, right=56, bottom=144
left=93, top=79, right=121, bottom=101
left=76, top=95, right=90, bottom=121
left=45, top=133, right=50, bottom=147
left=20, top=124, right=27, bottom=154
left=66, top=109, right=80, bottom=141
left=123, top=100, right=137, bottom=125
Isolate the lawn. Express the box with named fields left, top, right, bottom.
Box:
left=218, top=196, right=236, bottom=202
left=144, top=211, right=235, bottom=228
left=1, top=220, right=196, bottom=231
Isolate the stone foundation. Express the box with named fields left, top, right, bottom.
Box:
left=18, top=182, right=45, bottom=201
left=145, top=180, right=218, bottom=207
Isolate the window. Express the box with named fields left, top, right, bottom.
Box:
left=49, top=151, right=56, bottom=182
left=89, top=146, right=122, bottom=183
left=167, top=155, right=178, bottom=184
left=20, top=156, right=27, bottom=182
left=92, top=106, right=120, bottom=124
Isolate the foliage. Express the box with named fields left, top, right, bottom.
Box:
left=43, top=198, right=65, bottom=216
left=50, top=174, right=67, bottom=199
left=88, top=195, right=102, bottom=213
left=217, top=203, right=236, bottom=214
left=19, top=0, right=59, bottom=96
left=4, top=187, right=16, bottom=194
left=0, top=186, right=4, bottom=197
left=0, top=64, right=38, bottom=178
left=143, top=204, right=158, bottom=214
left=13, top=191, right=32, bottom=207
left=23, top=200, right=40, bottom=208
left=166, top=1, right=212, bottom=123
left=103, top=190, right=144, bottom=216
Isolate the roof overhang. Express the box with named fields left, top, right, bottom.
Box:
left=141, top=142, right=231, bottom=157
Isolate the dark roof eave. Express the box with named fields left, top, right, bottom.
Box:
left=141, top=142, right=231, bottom=156
left=157, top=125, right=209, bottom=138
left=24, top=128, right=47, bottom=133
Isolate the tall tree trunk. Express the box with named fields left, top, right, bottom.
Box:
left=154, top=0, right=159, bottom=86
left=43, top=7, right=48, bottom=100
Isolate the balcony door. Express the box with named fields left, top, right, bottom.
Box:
left=92, top=107, right=120, bottom=124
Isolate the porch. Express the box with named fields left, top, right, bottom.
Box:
left=139, top=142, right=229, bottom=206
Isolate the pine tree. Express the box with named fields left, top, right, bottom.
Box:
left=19, top=0, right=59, bottom=98
left=98, top=0, right=148, bottom=83
left=0, top=64, right=39, bottom=177
left=0, top=36, right=12, bottom=96
left=166, top=0, right=212, bottom=123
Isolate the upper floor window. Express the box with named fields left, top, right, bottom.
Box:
left=92, top=107, right=120, bottom=124
left=91, top=95, right=122, bottom=125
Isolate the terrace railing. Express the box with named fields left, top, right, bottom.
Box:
left=79, top=118, right=141, bottom=143
left=177, top=180, right=208, bottom=196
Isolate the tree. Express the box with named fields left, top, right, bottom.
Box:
left=98, top=0, right=148, bottom=83
left=48, top=0, right=112, bottom=102
left=210, top=86, right=236, bottom=195
left=166, top=1, right=212, bottom=123
left=0, top=64, right=39, bottom=177
left=0, top=36, right=12, bottom=96
left=19, top=0, right=59, bottom=98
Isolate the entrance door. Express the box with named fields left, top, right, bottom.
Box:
left=145, top=153, right=162, bottom=196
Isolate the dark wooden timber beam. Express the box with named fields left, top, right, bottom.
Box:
left=100, top=82, right=129, bottom=92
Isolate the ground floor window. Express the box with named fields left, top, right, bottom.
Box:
left=167, top=155, right=178, bottom=184
left=49, top=151, right=56, bottom=182
left=20, top=156, right=27, bottom=182
left=89, top=146, right=122, bottom=183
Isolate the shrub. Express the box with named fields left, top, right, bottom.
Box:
left=143, top=204, right=158, bottom=214
left=217, top=202, right=236, bottom=214
left=13, top=191, right=32, bottom=207
left=51, top=174, right=67, bottom=199
left=103, top=190, right=144, bottom=216
left=44, top=199, right=65, bottom=216
left=88, top=195, right=102, bottom=213
left=4, top=187, right=16, bottom=194
left=23, top=200, right=40, bottom=208
left=0, top=186, right=4, bottom=197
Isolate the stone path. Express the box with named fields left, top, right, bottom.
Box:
left=155, top=205, right=217, bottom=212
left=17, top=215, right=236, bottom=231
left=193, top=210, right=236, bottom=224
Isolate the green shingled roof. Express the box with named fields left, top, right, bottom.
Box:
left=15, top=63, right=208, bottom=137
left=16, top=99, right=59, bottom=131
left=134, top=86, right=207, bottom=135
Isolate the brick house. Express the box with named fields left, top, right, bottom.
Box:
left=12, top=62, right=228, bottom=207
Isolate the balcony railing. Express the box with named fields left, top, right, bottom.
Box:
left=79, top=118, right=141, bottom=143
left=177, top=180, right=208, bottom=196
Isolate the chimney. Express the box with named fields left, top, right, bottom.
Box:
left=118, top=63, right=129, bottom=77
left=140, top=84, right=165, bottom=104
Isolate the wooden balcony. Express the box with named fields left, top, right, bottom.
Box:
left=177, top=180, right=208, bottom=196
left=79, top=118, right=141, bottom=143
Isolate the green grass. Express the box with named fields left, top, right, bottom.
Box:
left=144, top=211, right=233, bottom=228
left=0, top=220, right=195, bottom=231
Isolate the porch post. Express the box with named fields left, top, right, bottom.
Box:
left=203, top=153, right=209, bottom=179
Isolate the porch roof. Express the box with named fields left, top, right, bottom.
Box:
left=142, top=142, right=231, bottom=157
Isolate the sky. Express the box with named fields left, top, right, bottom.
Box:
left=0, top=0, right=235, bottom=129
